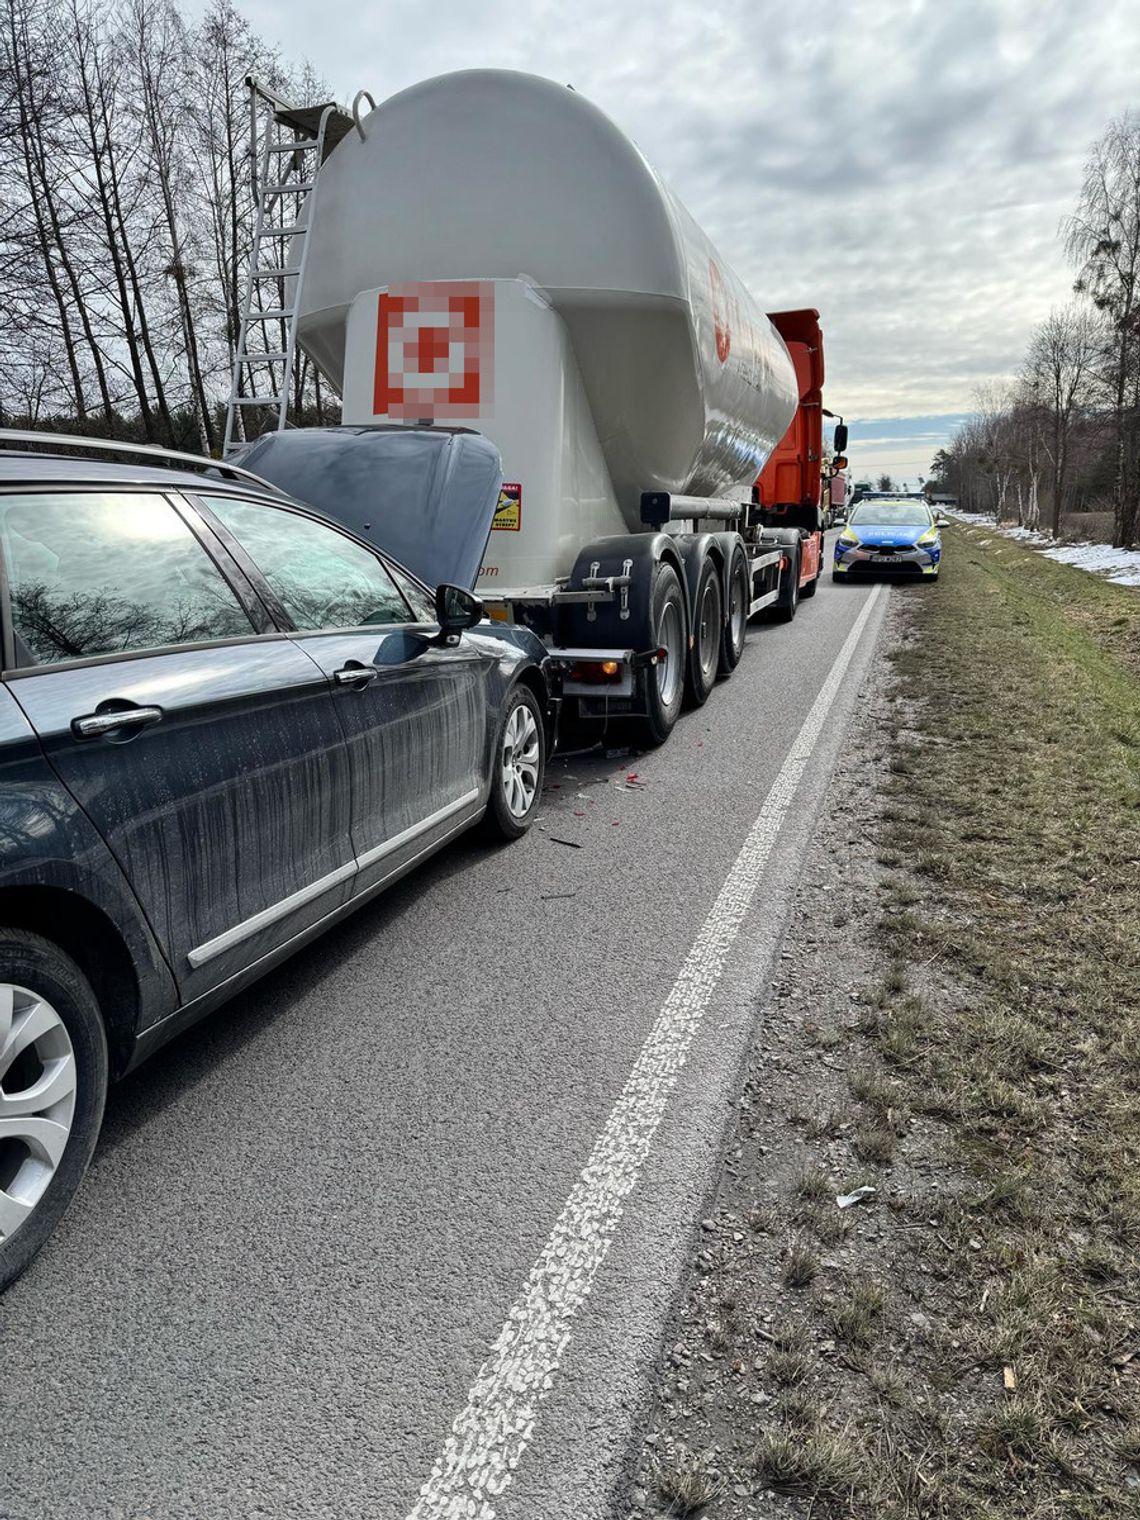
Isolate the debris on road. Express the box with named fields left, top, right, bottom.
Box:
left=836, top=1185, right=876, bottom=1209
left=549, top=836, right=583, bottom=849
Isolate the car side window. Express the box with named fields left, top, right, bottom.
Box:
left=385, top=561, right=437, bottom=624
left=0, top=491, right=256, bottom=668
left=206, top=496, right=413, bottom=632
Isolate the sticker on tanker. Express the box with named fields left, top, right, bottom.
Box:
left=372, top=281, right=494, bottom=421
left=709, top=259, right=731, bottom=365
left=493, top=482, right=521, bottom=531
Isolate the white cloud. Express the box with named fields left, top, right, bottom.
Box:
left=205, top=0, right=1138, bottom=458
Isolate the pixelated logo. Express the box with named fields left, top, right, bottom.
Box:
left=373, top=282, right=493, bottom=421
left=492, top=482, right=521, bottom=532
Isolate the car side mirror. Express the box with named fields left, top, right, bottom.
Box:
left=435, top=583, right=483, bottom=643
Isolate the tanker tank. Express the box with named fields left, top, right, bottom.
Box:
left=295, top=69, right=798, bottom=525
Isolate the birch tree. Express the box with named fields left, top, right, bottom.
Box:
left=1023, top=306, right=1101, bottom=538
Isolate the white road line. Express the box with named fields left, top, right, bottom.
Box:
left=407, top=585, right=885, bottom=1520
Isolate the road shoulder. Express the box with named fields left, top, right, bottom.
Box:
left=627, top=528, right=1140, bottom=1519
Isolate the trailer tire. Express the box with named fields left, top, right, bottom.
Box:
left=636, top=561, right=687, bottom=747
left=719, top=546, right=749, bottom=674
left=772, top=544, right=800, bottom=622
left=685, top=554, right=722, bottom=708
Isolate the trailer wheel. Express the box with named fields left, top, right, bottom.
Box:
left=685, top=555, right=722, bottom=708
left=772, top=544, right=800, bottom=622
left=637, top=561, right=687, bottom=747
left=719, top=546, right=749, bottom=674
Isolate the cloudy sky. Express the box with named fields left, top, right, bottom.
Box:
left=215, top=0, right=1138, bottom=485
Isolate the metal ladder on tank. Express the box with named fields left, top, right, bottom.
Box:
left=222, top=79, right=360, bottom=458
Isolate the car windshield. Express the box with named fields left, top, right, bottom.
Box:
left=849, top=501, right=932, bottom=527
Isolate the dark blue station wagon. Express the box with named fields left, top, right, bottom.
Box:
left=0, top=437, right=555, bottom=1289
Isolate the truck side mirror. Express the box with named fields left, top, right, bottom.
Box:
left=833, top=423, right=848, bottom=454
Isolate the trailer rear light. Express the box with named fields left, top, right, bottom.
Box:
left=485, top=604, right=510, bottom=622
left=567, top=659, right=623, bottom=684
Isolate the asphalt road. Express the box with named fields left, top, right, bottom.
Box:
left=0, top=558, right=890, bottom=1520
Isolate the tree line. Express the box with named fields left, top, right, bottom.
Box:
left=0, top=0, right=331, bottom=453
left=928, top=112, right=1140, bottom=548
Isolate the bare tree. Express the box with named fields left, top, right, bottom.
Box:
left=1, top=0, right=103, bottom=420
left=1064, top=112, right=1140, bottom=547
left=1023, top=305, right=1101, bottom=538
left=125, top=0, right=216, bottom=449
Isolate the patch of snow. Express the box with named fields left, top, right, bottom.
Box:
left=945, top=509, right=1140, bottom=589
left=1041, top=542, right=1140, bottom=587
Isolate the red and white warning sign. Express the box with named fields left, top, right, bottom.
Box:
left=373, top=281, right=494, bottom=421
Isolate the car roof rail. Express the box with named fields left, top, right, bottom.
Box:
left=0, top=429, right=289, bottom=495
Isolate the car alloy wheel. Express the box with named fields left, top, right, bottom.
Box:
left=0, top=984, right=78, bottom=1246
left=501, top=699, right=541, bottom=820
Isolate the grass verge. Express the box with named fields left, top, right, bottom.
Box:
left=864, top=524, right=1140, bottom=1515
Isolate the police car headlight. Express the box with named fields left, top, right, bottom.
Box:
left=917, top=527, right=940, bottom=546
left=839, top=527, right=860, bottom=546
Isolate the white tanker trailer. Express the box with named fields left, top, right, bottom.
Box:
left=242, top=70, right=837, bottom=745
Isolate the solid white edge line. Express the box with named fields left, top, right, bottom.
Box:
left=407, top=585, right=885, bottom=1520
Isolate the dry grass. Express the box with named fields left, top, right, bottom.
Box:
left=852, top=1124, right=897, bottom=1165
left=651, top=1449, right=726, bottom=1515
left=782, top=1238, right=819, bottom=1289
left=752, top=1420, right=864, bottom=1501
left=827, top=1280, right=886, bottom=1348
left=793, top=1196, right=849, bottom=1245
left=856, top=526, right=1140, bottom=1514
left=794, top=1164, right=833, bottom=1201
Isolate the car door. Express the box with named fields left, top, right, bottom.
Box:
left=197, top=493, right=488, bottom=890
left=0, top=486, right=357, bottom=1004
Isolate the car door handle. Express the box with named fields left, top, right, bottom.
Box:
left=333, top=662, right=379, bottom=688
left=72, top=705, right=163, bottom=740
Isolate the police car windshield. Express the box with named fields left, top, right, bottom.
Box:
left=850, top=500, right=931, bottom=527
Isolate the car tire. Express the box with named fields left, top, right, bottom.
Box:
left=685, top=554, right=722, bottom=708
left=483, top=683, right=546, bottom=841
left=719, top=545, right=750, bottom=675
left=635, top=561, right=688, bottom=747
left=0, top=932, right=107, bottom=1293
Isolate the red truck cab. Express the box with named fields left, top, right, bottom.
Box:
left=753, top=308, right=827, bottom=588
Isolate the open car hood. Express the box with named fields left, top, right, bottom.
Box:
left=237, top=426, right=502, bottom=590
